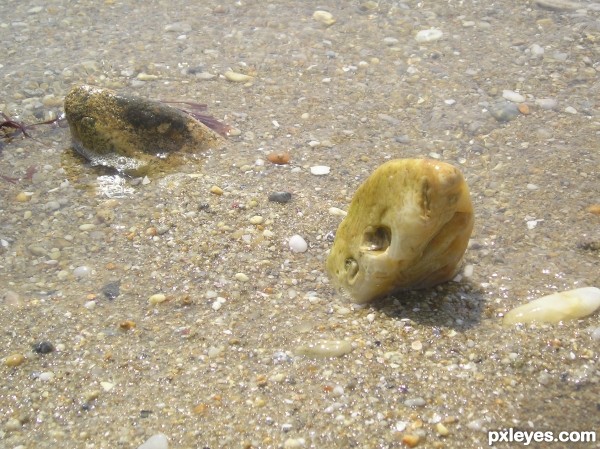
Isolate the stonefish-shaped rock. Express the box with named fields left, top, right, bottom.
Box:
left=327, top=159, right=474, bottom=304
left=64, top=85, right=225, bottom=176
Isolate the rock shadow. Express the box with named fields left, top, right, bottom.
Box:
left=369, top=280, right=486, bottom=331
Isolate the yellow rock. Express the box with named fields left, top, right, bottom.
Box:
left=327, top=159, right=474, bottom=303
left=4, top=353, right=26, bottom=367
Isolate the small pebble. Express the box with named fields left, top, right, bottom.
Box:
left=535, top=98, right=557, bottom=110
left=138, top=433, right=169, bottom=449
left=415, top=29, right=443, bottom=42
left=564, top=106, right=577, bottom=114
left=39, top=371, right=54, bottom=381
left=502, top=90, right=525, bottom=103
left=33, top=341, right=55, bottom=354
left=586, top=204, right=600, bottom=216
left=402, top=434, right=420, bottom=447
left=235, top=273, right=249, bottom=282
left=435, top=422, right=450, bottom=436
left=529, top=43, right=545, bottom=56
left=294, top=340, right=352, bottom=358
left=224, top=70, right=254, bottom=83
left=310, top=165, right=330, bottom=176
left=267, top=151, right=290, bottom=165
left=249, top=215, right=263, bottom=225
left=164, top=22, right=191, bottom=32
left=15, top=192, right=31, bottom=202
left=590, top=327, right=600, bottom=341
left=289, top=235, right=308, bottom=253
left=102, top=281, right=121, bottom=300
left=212, top=297, right=226, bottom=311
left=404, top=397, right=426, bottom=407
left=4, top=353, right=26, bottom=367
left=313, top=10, right=335, bottom=26
left=518, top=103, right=530, bottom=114
left=411, top=340, right=423, bottom=351
left=148, top=293, right=167, bottom=305
left=5, top=418, right=21, bottom=431
left=328, top=207, right=347, bottom=217
left=210, top=185, right=224, bottom=195
left=73, top=265, right=92, bottom=279
left=79, top=223, right=96, bottom=231
left=489, top=101, right=519, bottom=122
left=268, top=192, right=292, bottom=203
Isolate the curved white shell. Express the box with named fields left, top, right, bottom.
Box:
left=503, top=287, right=600, bottom=325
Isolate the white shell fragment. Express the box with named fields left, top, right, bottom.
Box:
left=137, top=433, right=169, bottom=449
left=310, top=165, right=331, bottom=176
left=313, top=10, right=336, bottom=26
left=294, top=340, right=352, bottom=358
left=503, top=287, right=600, bottom=325
left=224, top=70, right=254, bottom=83
left=289, top=234, right=308, bottom=253
left=415, top=29, right=443, bottom=43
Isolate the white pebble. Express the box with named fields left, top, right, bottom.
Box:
left=502, top=90, right=525, bottom=103
left=249, top=215, right=263, bottom=225
left=467, top=418, right=486, bottom=431
left=234, top=273, right=249, bottom=282
left=283, top=438, right=306, bottom=449
left=404, top=397, right=426, bottom=407
left=463, top=264, right=474, bottom=278
left=535, top=98, right=557, bottom=110
left=313, top=10, right=335, bottom=26
left=5, top=418, right=21, bottom=431
left=564, top=106, right=577, bottom=114
left=39, top=371, right=54, bottom=381
left=137, top=433, right=169, bottom=449
left=529, top=43, right=545, bottom=56
left=73, top=266, right=91, bottom=279
left=415, top=29, right=443, bottom=42
left=294, top=340, right=352, bottom=358
left=212, top=297, right=226, bottom=311
left=310, top=165, right=330, bottom=176
left=148, top=293, right=167, bottom=305
left=79, top=223, right=96, bottom=231
left=503, top=287, right=600, bottom=325
left=591, top=327, right=600, bottom=341
left=289, top=235, right=308, bottom=253
left=328, top=207, right=347, bottom=217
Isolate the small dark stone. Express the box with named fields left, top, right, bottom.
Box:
left=140, top=410, right=153, bottom=418
left=268, top=192, right=292, bottom=203
left=489, top=101, right=519, bottom=123
left=102, top=280, right=121, bottom=300
left=33, top=341, right=55, bottom=354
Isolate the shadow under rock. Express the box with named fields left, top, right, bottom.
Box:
left=369, top=281, right=487, bottom=331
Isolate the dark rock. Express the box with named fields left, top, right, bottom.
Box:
left=102, top=280, right=121, bottom=300
left=33, top=341, right=55, bottom=354
left=268, top=192, right=292, bottom=203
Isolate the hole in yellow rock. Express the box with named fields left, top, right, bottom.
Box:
left=361, top=226, right=391, bottom=252
left=345, top=258, right=359, bottom=284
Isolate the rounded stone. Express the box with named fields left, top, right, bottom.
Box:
left=289, top=235, right=308, bottom=253
left=33, top=341, right=55, bottom=354
left=326, top=159, right=474, bottom=304
left=268, top=192, right=292, bottom=203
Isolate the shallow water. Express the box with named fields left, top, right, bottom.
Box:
left=1, top=1, right=599, bottom=448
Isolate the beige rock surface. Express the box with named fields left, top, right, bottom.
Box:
left=327, top=159, right=474, bottom=303
left=64, top=84, right=224, bottom=176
